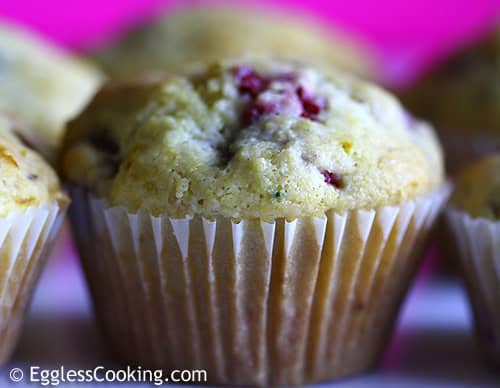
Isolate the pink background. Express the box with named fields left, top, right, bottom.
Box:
left=2, top=2, right=499, bottom=380
left=0, top=0, right=498, bottom=85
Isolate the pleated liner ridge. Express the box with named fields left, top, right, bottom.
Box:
left=0, top=201, right=66, bottom=364
left=70, top=187, right=449, bottom=386
left=446, top=209, right=500, bottom=365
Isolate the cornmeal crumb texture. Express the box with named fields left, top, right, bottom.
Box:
left=61, top=61, right=443, bottom=220
left=0, top=116, right=65, bottom=217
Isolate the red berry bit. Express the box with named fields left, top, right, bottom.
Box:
left=232, top=66, right=325, bottom=123
left=233, top=66, right=269, bottom=97
left=297, top=86, right=325, bottom=120
left=322, top=170, right=345, bottom=189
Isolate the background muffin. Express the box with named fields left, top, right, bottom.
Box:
left=401, top=27, right=500, bottom=175
left=450, top=155, right=500, bottom=220
left=94, top=6, right=376, bottom=80
left=60, top=60, right=447, bottom=385
left=0, top=115, right=68, bottom=364
left=446, top=155, right=500, bottom=365
left=0, top=21, right=103, bottom=161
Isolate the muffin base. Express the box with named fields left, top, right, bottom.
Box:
left=0, top=200, right=66, bottom=364
left=69, top=187, right=449, bottom=386
left=437, top=131, right=499, bottom=273
left=446, top=208, right=500, bottom=365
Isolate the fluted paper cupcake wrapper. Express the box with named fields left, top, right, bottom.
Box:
left=0, top=201, right=66, bottom=364
left=446, top=208, right=500, bottom=364
left=70, top=186, right=449, bottom=386
left=437, top=131, right=498, bottom=270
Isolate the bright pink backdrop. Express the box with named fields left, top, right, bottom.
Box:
left=0, top=0, right=498, bottom=84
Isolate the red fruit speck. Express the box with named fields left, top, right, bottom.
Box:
left=296, top=86, right=306, bottom=100
left=232, top=66, right=325, bottom=123
left=233, top=66, right=269, bottom=97
left=322, top=170, right=344, bottom=189
left=297, top=86, right=324, bottom=120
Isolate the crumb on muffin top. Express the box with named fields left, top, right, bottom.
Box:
left=450, top=154, right=500, bottom=221
left=401, top=27, right=500, bottom=132
left=0, top=116, right=66, bottom=217
left=0, top=21, right=103, bottom=161
left=61, top=60, right=443, bottom=220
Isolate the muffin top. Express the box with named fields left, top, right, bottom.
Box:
left=61, top=60, right=443, bottom=220
left=0, top=116, right=66, bottom=217
left=401, top=27, right=500, bottom=132
left=95, top=6, right=375, bottom=79
left=450, top=155, right=500, bottom=220
left=0, top=21, right=103, bottom=161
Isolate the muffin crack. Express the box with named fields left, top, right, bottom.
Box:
left=215, top=126, right=240, bottom=167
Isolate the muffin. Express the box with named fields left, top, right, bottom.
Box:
left=0, top=115, right=68, bottom=364
left=401, top=27, right=500, bottom=175
left=0, top=21, right=103, bottom=161
left=446, top=155, right=500, bottom=365
left=94, top=6, right=375, bottom=80
left=60, top=60, right=448, bottom=385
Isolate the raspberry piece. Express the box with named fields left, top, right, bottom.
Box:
left=321, top=170, right=345, bottom=188
left=297, top=86, right=324, bottom=120
left=233, top=66, right=269, bottom=97
left=232, top=66, right=325, bottom=122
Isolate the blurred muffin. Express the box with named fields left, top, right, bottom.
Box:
left=60, top=60, right=447, bottom=385
left=446, top=155, right=500, bottom=365
left=0, top=115, right=68, bottom=364
left=451, top=156, right=500, bottom=220
left=94, top=6, right=375, bottom=79
left=401, top=27, right=500, bottom=175
left=0, top=21, right=103, bottom=161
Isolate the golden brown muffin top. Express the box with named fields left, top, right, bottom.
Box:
left=61, top=60, right=443, bottom=220
left=0, top=115, right=67, bottom=217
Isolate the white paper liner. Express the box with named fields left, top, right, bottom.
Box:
left=446, top=208, right=500, bottom=363
left=70, top=186, right=449, bottom=386
left=0, top=201, right=66, bottom=364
